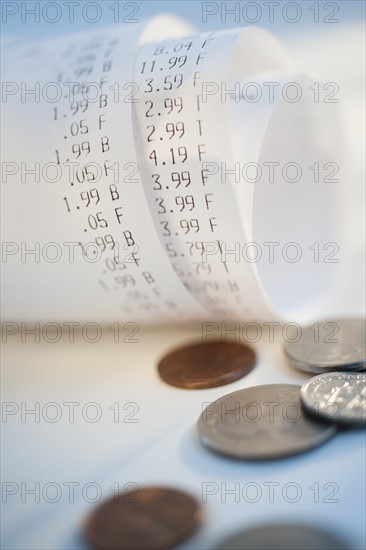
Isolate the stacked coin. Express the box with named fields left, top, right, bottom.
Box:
left=198, top=320, right=365, bottom=459
left=284, top=318, right=365, bottom=374
left=198, top=384, right=337, bottom=460
left=283, top=318, right=366, bottom=429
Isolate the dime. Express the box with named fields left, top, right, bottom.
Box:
left=83, top=486, right=202, bottom=550
left=300, top=371, right=366, bottom=426
left=157, top=341, right=256, bottom=389
left=198, top=384, right=336, bottom=459
left=284, top=318, right=366, bottom=374
left=214, top=523, right=351, bottom=550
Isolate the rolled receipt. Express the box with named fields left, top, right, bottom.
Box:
left=1, top=16, right=342, bottom=323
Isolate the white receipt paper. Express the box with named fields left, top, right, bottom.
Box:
left=1, top=15, right=341, bottom=323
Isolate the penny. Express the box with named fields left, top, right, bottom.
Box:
left=284, top=318, right=366, bottom=374
left=157, top=341, right=256, bottom=389
left=198, top=384, right=336, bottom=459
left=214, top=523, right=351, bottom=549
left=300, top=371, right=366, bottom=426
left=83, top=486, right=202, bottom=550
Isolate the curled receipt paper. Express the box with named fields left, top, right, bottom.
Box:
left=1, top=15, right=342, bottom=323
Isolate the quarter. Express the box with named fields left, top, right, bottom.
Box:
left=284, top=318, right=366, bottom=374
left=198, top=384, right=336, bottom=459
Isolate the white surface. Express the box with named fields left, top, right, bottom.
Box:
left=1, top=324, right=366, bottom=549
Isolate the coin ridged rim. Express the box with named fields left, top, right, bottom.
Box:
left=284, top=318, right=366, bottom=373
left=284, top=351, right=366, bottom=374
left=198, top=384, right=337, bottom=460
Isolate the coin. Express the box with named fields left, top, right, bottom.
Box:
left=157, top=341, right=256, bottom=389
left=198, top=384, right=336, bottom=459
left=300, top=371, right=366, bottom=426
left=214, top=523, right=351, bottom=549
left=83, top=486, right=202, bottom=550
left=284, top=318, right=366, bottom=374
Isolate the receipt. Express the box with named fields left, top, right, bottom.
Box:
left=1, top=16, right=341, bottom=323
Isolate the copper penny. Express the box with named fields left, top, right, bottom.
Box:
left=83, top=486, right=202, bottom=550
left=157, top=341, right=256, bottom=389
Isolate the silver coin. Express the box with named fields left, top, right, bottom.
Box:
left=301, top=372, right=366, bottom=426
left=198, top=384, right=336, bottom=460
left=284, top=318, right=366, bottom=374
left=214, top=523, right=351, bottom=550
